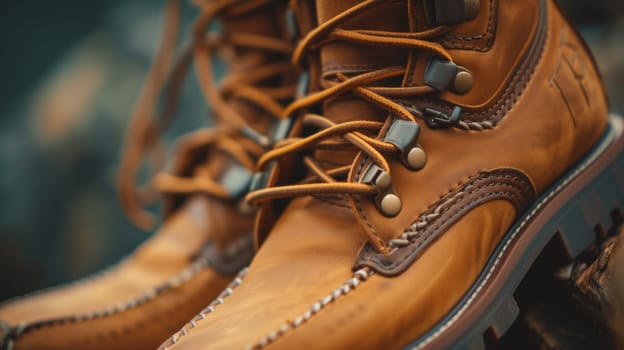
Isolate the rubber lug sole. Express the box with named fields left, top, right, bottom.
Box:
left=408, top=115, right=624, bottom=350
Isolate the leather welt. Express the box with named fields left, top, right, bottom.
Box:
left=356, top=168, right=536, bottom=276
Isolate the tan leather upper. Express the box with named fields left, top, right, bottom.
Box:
left=0, top=1, right=295, bottom=349
left=0, top=197, right=233, bottom=349
left=165, top=0, right=609, bottom=349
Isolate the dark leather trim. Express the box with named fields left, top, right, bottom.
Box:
left=355, top=169, right=536, bottom=276
left=441, top=0, right=499, bottom=52
left=402, top=0, right=548, bottom=126
left=0, top=235, right=254, bottom=344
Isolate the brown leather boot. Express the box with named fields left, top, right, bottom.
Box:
left=0, top=1, right=296, bottom=349
left=158, top=0, right=624, bottom=349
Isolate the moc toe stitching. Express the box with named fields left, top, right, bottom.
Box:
left=0, top=257, right=216, bottom=347
left=163, top=267, right=248, bottom=349
left=412, top=135, right=611, bottom=349
left=245, top=268, right=374, bottom=350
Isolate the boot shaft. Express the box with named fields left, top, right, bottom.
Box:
left=253, top=0, right=609, bottom=249
left=308, top=0, right=608, bottom=124
left=140, top=2, right=620, bottom=349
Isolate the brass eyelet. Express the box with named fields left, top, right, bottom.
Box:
left=453, top=69, right=474, bottom=95
left=406, top=147, right=427, bottom=170
left=379, top=192, right=402, bottom=217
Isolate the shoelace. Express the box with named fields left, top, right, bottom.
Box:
left=117, top=0, right=295, bottom=230
left=245, top=0, right=460, bottom=252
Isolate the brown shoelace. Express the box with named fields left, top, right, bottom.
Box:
left=245, top=0, right=456, bottom=252
left=118, top=0, right=295, bottom=230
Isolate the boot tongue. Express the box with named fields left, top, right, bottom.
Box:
left=316, top=0, right=409, bottom=80
left=314, top=0, right=410, bottom=165
left=222, top=5, right=286, bottom=134
left=171, top=4, right=291, bottom=206
left=204, top=4, right=290, bottom=180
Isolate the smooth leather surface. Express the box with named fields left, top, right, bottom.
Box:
left=354, top=0, right=607, bottom=248
left=0, top=196, right=236, bottom=350
left=0, top=1, right=293, bottom=349
left=167, top=199, right=515, bottom=349
left=0, top=197, right=213, bottom=323
left=166, top=0, right=609, bottom=349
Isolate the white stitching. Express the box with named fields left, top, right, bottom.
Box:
left=1, top=236, right=252, bottom=341
left=164, top=268, right=248, bottom=350
left=2, top=255, right=212, bottom=338
left=245, top=268, right=374, bottom=349
left=389, top=175, right=530, bottom=248
left=410, top=117, right=620, bottom=349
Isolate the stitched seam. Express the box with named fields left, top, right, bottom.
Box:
left=6, top=256, right=215, bottom=341
left=353, top=154, right=387, bottom=250
left=352, top=120, right=397, bottom=251
left=3, top=236, right=253, bottom=342
left=444, top=0, right=495, bottom=42
left=358, top=172, right=478, bottom=255
left=404, top=173, right=526, bottom=232
left=382, top=175, right=530, bottom=269
left=399, top=190, right=518, bottom=259
left=410, top=119, right=618, bottom=350
left=0, top=259, right=123, bottom=310
left=354, top=197, right=386, bottom=249
left=402, top=173, right=529, bottom=229
left=164, top=267, right=248, bottom=349
left=406, top=175, right=522, bottom=227
left=245, top=268, right=374, bottom=350
left=424, top=52, right=537, bottom=127
left=402, top=0, right=547, bottom=131
left=462, top=1, right=546, bottom=124
left=468, top=0, right=546, bottom=125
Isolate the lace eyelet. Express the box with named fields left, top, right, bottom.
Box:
left=361, top=165, right=402, bottom=217
left=424, top=106, right=462, bottom=129
left=383, top=118, right=426, bottom=170
left=373, top=170, right=392, bottom=190
left=406, top=147, right=427, bottom=170
left=453, top=70, right=473, bottom=95
left=424, top=57, right=473, bottom=95
left=379, top=192, right=402, bottom=217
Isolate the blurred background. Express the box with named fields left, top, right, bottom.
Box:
left=0, top=0, right=623, bottom=301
